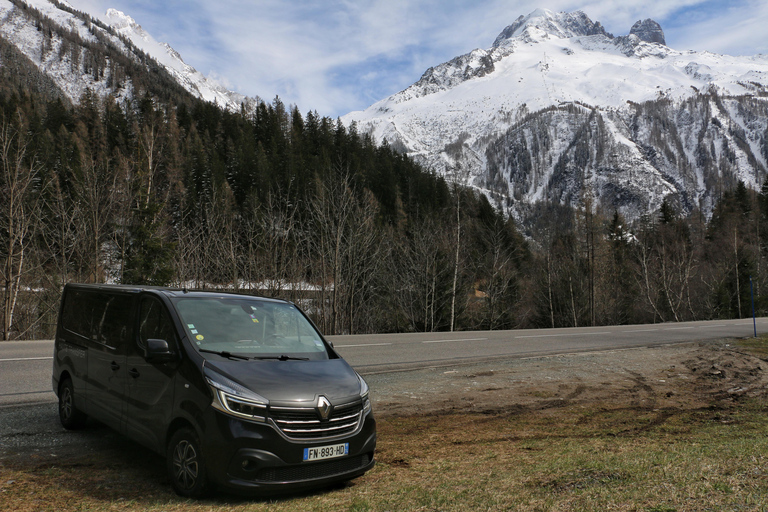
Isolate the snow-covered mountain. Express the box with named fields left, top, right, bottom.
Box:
left=0, top=0, right=245, bottom=110
left=343, top=9, right=768, bottom=218
left=101, top=8, right=245, bottom=110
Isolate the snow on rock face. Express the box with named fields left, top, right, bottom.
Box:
left=0, top=0, right=135, bottom=103
left=101, top=8, right=245, bottom=111
left=103, top=8, right=136, bottom=30
left=493, top=9, right=609, bottom=47
left=0, top=1, right=246, bottom=111
left=343, top=9, right=768, bottom=220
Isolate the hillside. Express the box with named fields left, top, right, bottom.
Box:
left=0, top=0, right=241, bottom=108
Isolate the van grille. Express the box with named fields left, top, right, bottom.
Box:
left=255, top=453, right=372, bottom=483
left=269, top=401, right=363, bottom=440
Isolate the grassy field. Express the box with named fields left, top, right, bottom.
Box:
left=2, top=338, right=768, bottom=511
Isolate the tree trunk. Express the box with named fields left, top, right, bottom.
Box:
left=450, top=196, right=460, bottom=332
left=735, top=228, right=742, bottom=318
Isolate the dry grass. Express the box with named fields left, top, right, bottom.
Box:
left=4, top=404, right=768, bottom=511
left=3, top=337, right=768, bottom=511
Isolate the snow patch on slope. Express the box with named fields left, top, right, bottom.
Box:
left=0, top=0, right=135, bottom=103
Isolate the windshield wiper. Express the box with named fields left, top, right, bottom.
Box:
left=254, top=355, right=309, bottom=361
left=199, top=349, right=251, bottom=360
left=199, top=350, right=308, bottom=361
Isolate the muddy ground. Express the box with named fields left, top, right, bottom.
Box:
left=363, top=339, right=768, bottom=418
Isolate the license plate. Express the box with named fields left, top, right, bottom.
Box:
left=303, top=443, right=349, bottom=461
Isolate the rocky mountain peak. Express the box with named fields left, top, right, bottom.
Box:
left=103, top=8, right=140, bottom=31
left=492, top=9, right=609, bottom=47
left=629, top=19, right=666, bottom=45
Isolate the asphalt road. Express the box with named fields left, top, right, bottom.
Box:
left=2, top=317, right=766, bottom=408
left=0, top=339, right=56, bottom=407
left=328, top=317, right=768, bottom=373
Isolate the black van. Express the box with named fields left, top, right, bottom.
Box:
left=52, top=284, right=376, bottom=497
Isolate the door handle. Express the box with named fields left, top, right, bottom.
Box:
left=128, top=368, right=140, bottom=379
left=110, top=361, right=120, bottom=371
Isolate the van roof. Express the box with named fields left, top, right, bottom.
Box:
left=63, top=283, right=289, bottom=303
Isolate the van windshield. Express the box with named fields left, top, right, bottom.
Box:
left=171, top=297, right=329, bottom=360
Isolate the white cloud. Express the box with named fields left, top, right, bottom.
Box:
left=64, top=0, right=767, bottom=117
left=665, top=0, right=768, bottom=54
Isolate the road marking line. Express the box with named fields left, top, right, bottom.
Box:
left=665, top=327, right=694, bottom=330
left=705, top=324, right=727, bottom=327
left=516, top=332, right=611, bottom=339
left=335, top=343, right=392, bottom=348
left=0, top=390, right=53, bottom=397
left=422, top=338, right=487, bottom=344
left=623, top=329, right=658, bottom=333
left=0, top=357, right=53, bottom=362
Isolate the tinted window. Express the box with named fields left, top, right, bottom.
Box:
left=62, top=290, right=96, bottom=339
left=96, top=295, right=133, bottom=347
left=61, top=290, right=132, bottom=347
left=138, top=298, right=176, bottom=351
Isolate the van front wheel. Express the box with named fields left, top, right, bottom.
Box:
left=167, top=427, right=209, bottom=498
left=58, top=378, right=86, bottom=429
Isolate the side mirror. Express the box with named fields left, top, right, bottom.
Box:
left=145, top=338, right=175, bottom=363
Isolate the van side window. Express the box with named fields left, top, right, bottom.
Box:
left=61, top=290, right=132, bottom=347
left=62, top=290, right=98, bottom=339
left=138, top=298, right=176, bottom=351
left=97, top=295, right=133, bottom=347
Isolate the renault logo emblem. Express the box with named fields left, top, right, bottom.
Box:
left=317, top=396, right=332, bottom=420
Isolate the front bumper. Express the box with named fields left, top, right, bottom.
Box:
left=201, top=408, right=377, bottom=494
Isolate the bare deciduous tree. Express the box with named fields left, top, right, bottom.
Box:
left=1, top=112, right=43, bottom=340
left=388, top=216, right=452, bottom=332
left=478, top=218, right=521, bottom=330
left=308, top=168, right=384, bottom=335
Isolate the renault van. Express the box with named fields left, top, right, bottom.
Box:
left=52, top=284, right=376, bottom=497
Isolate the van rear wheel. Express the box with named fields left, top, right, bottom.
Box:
left=167, top=427, right=209, bottom=498
left=58, top=378, right=86, bottom=429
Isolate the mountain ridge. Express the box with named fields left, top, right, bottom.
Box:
left=0, top=0, right=247, bottom=110
left=343, top=9, right=768, bottom=219
left=101, top=7, right=245, bottom=110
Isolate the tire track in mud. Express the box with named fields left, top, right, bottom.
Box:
left=369, top=341, right=768, bottom=422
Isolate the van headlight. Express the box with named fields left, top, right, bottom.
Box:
left=358, top=373, right=372, bottom=414
left=204, top=368, right=268, bottom=422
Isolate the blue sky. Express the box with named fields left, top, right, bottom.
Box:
left=66, top=0, right=768, bottom=118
